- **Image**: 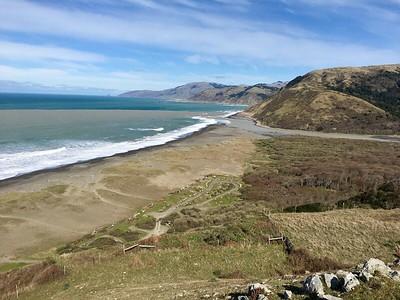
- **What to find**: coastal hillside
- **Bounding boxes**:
[249,64,400,133]
[120,81,284,105]
[6,135,400,299]
[189,83,282,105]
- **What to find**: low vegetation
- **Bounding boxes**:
[4,136,400,299]
[242,137,400,210]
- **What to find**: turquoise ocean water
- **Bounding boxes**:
[0,93,245,181]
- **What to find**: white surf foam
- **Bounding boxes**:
[127,127,164,132]
[0,116,226,181]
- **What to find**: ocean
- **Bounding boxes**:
[0,93,245,181]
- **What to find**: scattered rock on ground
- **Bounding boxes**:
[323,273,340,290]
[303,274,324,296]
[359,271,373,282]
[319,295,343,300]
[360,258,391,277]
[341,272,360,292]
[282,290,292,299]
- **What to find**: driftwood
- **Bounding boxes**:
[123,244,156,253]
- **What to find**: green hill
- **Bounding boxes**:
[249,64,400,134]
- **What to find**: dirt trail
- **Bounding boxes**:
[141,176,239,241]
[231,114,400,143]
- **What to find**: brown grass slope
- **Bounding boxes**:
[249,64,400,134]
[190,83,279,105]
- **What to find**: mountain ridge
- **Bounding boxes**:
[120,81,286,105]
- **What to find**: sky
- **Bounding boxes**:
[0,0,399,94]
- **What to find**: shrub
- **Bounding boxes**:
[288,248,347,274]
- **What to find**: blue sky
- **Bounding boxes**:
[0,0,399,94]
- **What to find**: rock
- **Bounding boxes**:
[283,290,292,299]
[247,283,269,300]
[237,296,249,300]
[394,258,400,266]
[361,258,391,277]
[389,270,400,281]
[342,272,360,292]
[319,295,343,300]
[303,275,324,296]
[323,273,340,290]
[359,271,373,282]
[248,283,270,294]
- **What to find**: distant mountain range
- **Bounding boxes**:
[248,64,400,134]
[120,81,287,105]
[0,80,119,96]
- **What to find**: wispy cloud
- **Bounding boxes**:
[1,0,398,68]
[185,54,220,65]
[0,41,105,63]
[0,0,399,92]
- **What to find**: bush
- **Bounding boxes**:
[288,248,347,274]
[134,214,156,230]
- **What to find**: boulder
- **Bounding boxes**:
[342,272,360,292]
[283,290,292,299]
[359,271,373,282]
[323,273,340,290]
[247,283,270,300]
[303,275,324,296]
[361,258,391,277]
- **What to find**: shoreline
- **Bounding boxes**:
[0,123,256,258]
[0,123,222,188]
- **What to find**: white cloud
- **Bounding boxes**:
[0,64,175,91]
[185,54,220,65]
[0,63,278,93]
[0,41,105,63]
[0,0,398,68]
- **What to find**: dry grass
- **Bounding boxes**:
[287,248,348,274]
[0,261,64,300]
[18,245,287,300]
[272,209,400,264]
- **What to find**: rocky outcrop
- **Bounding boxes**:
[341,272,360,292]
[299,258,399,299]
[226,283,271,300]
[356,258,400,282]
[303,274,324,296]
[323,273,340,290]
[226,257,399,300]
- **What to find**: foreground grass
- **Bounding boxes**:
[273,209,400,264]
[20,245,286,299]
[344,276,400,300]
[0,262,28,273]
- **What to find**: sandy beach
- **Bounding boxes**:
[1,115,398,261]
[0,123,258,260]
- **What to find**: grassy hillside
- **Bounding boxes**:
[189,83,280,105]
[3,137,400,299]
[120,82,281,105]
[249,64,400,133]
